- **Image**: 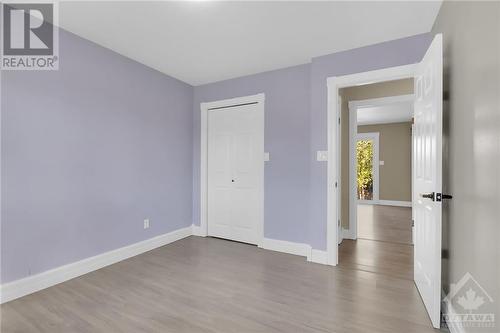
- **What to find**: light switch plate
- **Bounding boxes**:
[379,160,385,166]
[316,151,328,161]
[264,152,270,162]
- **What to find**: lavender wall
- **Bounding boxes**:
[1,30,194,283]
[192,34,432,250]
[192,64,311,244]
[2,31,432,284]
[308,33,432,250]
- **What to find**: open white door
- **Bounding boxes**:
[413,34,443,328]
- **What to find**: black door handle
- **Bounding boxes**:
[421,192,453,202]
[421,192,435,201]
[436,193,453,201]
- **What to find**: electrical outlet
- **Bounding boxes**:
[143,219,150,229]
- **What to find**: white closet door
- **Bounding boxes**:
[207,103,263,245]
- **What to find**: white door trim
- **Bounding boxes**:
[348,94,415,111]
[411,122,415,244]
[200,93,265,246]
[336,95,343,245]
[327,64,416,266]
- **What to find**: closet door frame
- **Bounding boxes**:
[199,93,265,247]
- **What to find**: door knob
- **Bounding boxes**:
[421,192,435,201]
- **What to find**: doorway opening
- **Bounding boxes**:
[347,93,415,244]
[337,80,415,280]
[335,85,415,292]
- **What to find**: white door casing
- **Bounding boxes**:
[337,96,343,245]
[413,34,443,329]
[411,123,415,245]
[203,95,264,245]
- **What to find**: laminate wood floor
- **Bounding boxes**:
[357,204,413,244]
[339,238,414,280]
[1,236,441,333]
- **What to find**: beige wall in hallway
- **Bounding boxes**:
[339,79,413,228]
[432,1,500,329]
[358,122,412,202]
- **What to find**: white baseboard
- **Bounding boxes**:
[0,226,192,304]
[191,224,206,236]
[1,227,330,304]
[308,249,328,265]
[261,238,312,260]
[377,200,412,207]
[342,227,356,240]
[338,227,353,244]
[358,199,374,205]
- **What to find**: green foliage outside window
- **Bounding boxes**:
[357,140,373,200]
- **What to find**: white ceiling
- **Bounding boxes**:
[357,101,413,126]
[58,1,442,86]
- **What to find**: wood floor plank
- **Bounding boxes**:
[1,236,441,333]
[357,204,413,244]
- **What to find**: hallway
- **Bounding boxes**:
[357,204,413,244]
